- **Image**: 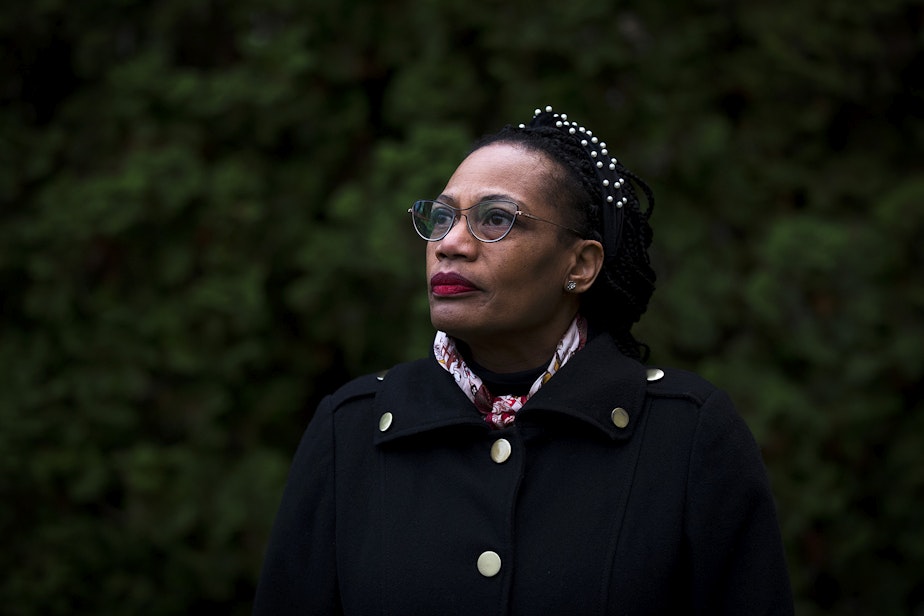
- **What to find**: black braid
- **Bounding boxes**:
[470,114,656,362]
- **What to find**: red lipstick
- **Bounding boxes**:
[430,272,478,296]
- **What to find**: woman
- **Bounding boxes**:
[254,106,793,615]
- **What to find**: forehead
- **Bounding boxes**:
[441,143,556,206]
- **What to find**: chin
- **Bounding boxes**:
[430,310,474,340]
[430,314,461,337]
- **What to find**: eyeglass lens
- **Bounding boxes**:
[411,200,518,241]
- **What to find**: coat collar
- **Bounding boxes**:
[373,334,650,445]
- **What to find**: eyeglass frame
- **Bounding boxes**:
[408,199,583,243]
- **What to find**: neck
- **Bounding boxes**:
[464,341,556,373]
[457,314,577,373]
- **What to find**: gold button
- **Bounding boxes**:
[490,438,512,464]
[610,407,629,428]
[378,412,393,432]
[477,551,502,577]
[646,368,664,382]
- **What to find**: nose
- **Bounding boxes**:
[435,212,477,259]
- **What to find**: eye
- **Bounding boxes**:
[477,203,517,229]
[429,205,456,230]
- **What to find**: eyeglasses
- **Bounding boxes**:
[408,199,582,243]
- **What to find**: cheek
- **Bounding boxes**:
[425,244,438,271]
[491,251,564,307]
[511,246,566,280]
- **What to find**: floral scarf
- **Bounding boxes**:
[433,315,588,429]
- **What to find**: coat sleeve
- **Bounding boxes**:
[684,388,794,616]
[252,395,342,615]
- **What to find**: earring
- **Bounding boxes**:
[565,280,577,292]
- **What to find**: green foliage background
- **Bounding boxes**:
[1,0,922,613]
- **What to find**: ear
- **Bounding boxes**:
[566,239,604,293]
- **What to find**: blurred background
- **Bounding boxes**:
[1,0,922,613]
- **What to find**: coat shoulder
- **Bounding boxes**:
[328,372,386,409]
[644,366,721,407]
[328,357,432,410]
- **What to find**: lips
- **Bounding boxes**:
[430,272,478,296]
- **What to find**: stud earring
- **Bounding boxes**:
[565,280,577,292]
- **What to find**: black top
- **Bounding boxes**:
[468,358,546,397]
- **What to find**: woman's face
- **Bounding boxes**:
[426,143,587,368]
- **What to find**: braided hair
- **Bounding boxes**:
[471,107,656,361]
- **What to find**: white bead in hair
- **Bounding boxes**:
[526,105,632,257]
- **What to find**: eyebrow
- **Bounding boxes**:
[437,193,523,207]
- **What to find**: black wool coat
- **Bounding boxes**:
[253,333,794,615]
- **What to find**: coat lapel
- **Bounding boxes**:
[373,333,650,445]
